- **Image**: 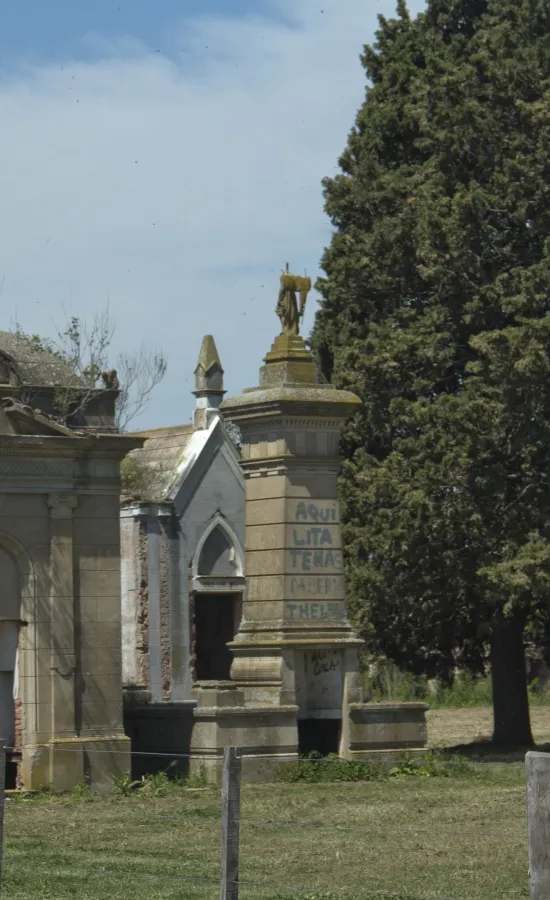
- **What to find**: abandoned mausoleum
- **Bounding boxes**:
[121,315,428,781]
[0,295,429,792]
[120,335,246,772]
[0,330,141,790]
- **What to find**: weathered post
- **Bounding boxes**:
[220,747,242,900]
[0,743,6,886]
[526,750,550,898]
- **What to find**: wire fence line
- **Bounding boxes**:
[3,742,523,766]
[0,743,538,900]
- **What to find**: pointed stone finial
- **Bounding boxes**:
[193,335,225,430]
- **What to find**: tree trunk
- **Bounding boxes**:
[490,613,534,747]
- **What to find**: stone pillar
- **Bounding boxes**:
[220,333,363,757]
[47,493,83,789]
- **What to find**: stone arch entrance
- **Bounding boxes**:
[190,517,244,683]
[0,532,34,787]
[0,548,19,749]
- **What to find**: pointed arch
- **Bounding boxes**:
[192,514,244,580]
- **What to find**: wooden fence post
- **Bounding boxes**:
[0,743,6,888]
[220,747,242,900]
[526,750,550,899]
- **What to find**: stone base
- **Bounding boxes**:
[346,703,429,758]
[260,334,318,385]
[189,686,299,784]
[21,735,131,792]
[124,702,195,779]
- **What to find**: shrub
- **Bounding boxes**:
[120,455,156,499]
[275,751,477,784]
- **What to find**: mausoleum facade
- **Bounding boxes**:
[0,331,140,790]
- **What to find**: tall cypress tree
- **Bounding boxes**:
[313,0,550,745]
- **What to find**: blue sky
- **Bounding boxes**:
[2,0,275,65]
[1,0,426,430]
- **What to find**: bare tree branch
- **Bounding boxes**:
[10,304,167,432]
[114,346,167,432]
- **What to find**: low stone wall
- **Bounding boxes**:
[124,695,429,782]
[347,702,429,759]
[123,701,195,779]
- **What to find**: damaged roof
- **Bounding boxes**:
[125,424,195,500]
[0,331,81,387]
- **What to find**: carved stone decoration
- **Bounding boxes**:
[47,494,78,519]
[101,369,120,390]
[0,459,72,478]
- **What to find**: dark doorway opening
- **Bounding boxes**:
[298,719,341,757]
[5,755,17,790]
[193,593,240,681]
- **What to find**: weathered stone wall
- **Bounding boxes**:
[120,512,151,691]
[138,520,149,685]
[159,518,171,700]
[73,488,124,740]
[0,437,139,791]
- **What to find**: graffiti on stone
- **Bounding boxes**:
[285,600,345,621]
[288,548,343,571]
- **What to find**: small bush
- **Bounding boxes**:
[388,751,477,779]
[70,782,94,803]
[276,752,384,784]
[120,455,156,499]
[275,751,477,784]
[110,772,141,796]
[139,762,179,796]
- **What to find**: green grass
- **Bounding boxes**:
[363,662,550,708]
[1,757,529,900]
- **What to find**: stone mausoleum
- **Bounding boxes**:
[0,331,141,790]
[120,336,246,773]
[121,273,428,781]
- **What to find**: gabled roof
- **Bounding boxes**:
[126,424,194,501]
[122,335,242,507]
[0,331,82,386]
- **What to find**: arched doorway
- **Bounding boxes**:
[0,547,21,787]
[191,519,244,683]
[0,532,34,790]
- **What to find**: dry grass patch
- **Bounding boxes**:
[428,704,550,749]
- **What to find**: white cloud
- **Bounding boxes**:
[0,0,426,428]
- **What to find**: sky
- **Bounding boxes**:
[1,0,427,430]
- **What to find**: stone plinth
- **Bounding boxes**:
[189,683,298,783]
[347,703,429,761]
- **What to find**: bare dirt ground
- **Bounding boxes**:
[428,704,550,748]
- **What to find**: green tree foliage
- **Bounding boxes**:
[312,0,550,745]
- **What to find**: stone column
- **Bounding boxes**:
[47,493,82,788]
[221,333,363,757]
